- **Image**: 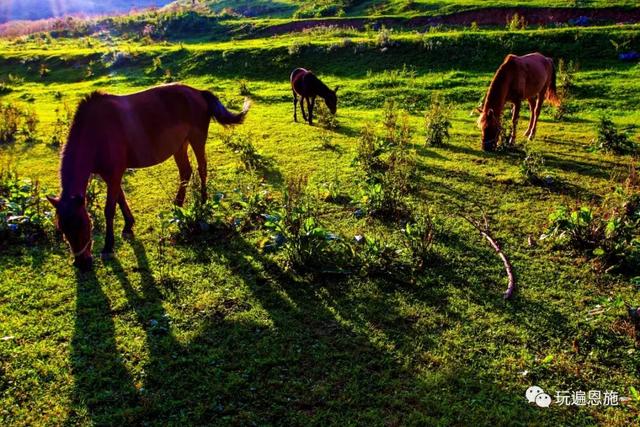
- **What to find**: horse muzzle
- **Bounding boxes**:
[482,139,497,151]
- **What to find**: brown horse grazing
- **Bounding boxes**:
[290,68,338,125]
[478,52,559,151]
[46,83,250,269]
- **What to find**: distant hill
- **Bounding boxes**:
[0,0,173,23]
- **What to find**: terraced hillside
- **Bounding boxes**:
[1,4,639,426]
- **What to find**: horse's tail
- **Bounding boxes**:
[202,91,250,125]
[546,59,560,107]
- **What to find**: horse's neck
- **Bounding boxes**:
[313,77,331,98]
[484,67,511,116]
[60,139,92,198]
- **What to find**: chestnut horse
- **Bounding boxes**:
[290,68,338,125]
[478,53,559,151]
[47,83,250,269]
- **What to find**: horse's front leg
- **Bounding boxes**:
[292,91,298,122]
[510,100,521,145]
[101,180,121,259]
[307,97,315,125]
[524,98,536,138]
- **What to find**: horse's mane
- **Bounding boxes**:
[60,90,108,162]
[478,55,514,127]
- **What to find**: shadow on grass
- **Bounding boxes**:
[68,233,573,425]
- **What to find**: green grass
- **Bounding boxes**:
[1,20,640,426]
[178,0,640,18]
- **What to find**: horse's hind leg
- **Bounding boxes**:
[524,98,536,138]
[118,187,134,238]
[101,174,125,259]
[300,97,308,122]
[173,143,192,207]
[190,138,208,202]
[510,100,521,145]
[530,90,546,140]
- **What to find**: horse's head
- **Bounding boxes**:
[477,108,500,151]
[324,86,339,114]
[47,194,93,270]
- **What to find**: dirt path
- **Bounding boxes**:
[260,7,640,36]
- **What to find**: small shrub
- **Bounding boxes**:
[506,13,526,31]
[316,102,338,131]
[0,170,53,245]
[591,116,637,154]
[354,234,405,278]
[21,106,39,143]
[520,148,546,184]
[221,131,268,171]
[39,63,50,78]
[262,175,350,273]
[376,27,393,48]
[288,40,306,56]
[229,170,274,232]
[402,209,436,272]
[162,177,224,239]
[424,94,452,147]
[553,59,578,120]
[50,101,73,147]
[353,124,385,178]
[542,192,640,272]
[316,131,339,151]
[238,79,251,96]
[0,104,22,144]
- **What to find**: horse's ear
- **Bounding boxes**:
[46,195,59,207]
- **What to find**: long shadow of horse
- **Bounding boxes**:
[69,233,572,425]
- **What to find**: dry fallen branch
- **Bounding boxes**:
[458,211,516,300]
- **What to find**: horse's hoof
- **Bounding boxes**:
[122,230,134,239]
[100,252,114,261]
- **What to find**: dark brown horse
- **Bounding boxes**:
[47,83,249,269]
[478,52,559,150]
[290,68,338,125]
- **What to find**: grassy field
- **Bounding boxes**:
[1,12,640,427]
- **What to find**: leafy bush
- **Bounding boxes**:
[50,101,74,148]
[0,104,22,144]
[262,175,350,273]
[542,192,640,272]
[238,79,251,96]
[553,59,578,120]
[520,149,546,184]
[401,210,436,272]
[229,171,274,232]
[591,116,637,154]
[316,102,338,131]
[0,170,53,245]
[424,94,452,147]
[354,103,416,220]
[221,131,268,171]
[354,234,405,278]
[353,124,386,177]
[0,103,39,144]
[162,180,224,239]
[506,13,526,31]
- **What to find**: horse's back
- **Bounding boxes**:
[77,84,209,169]
[290,68,309,83]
